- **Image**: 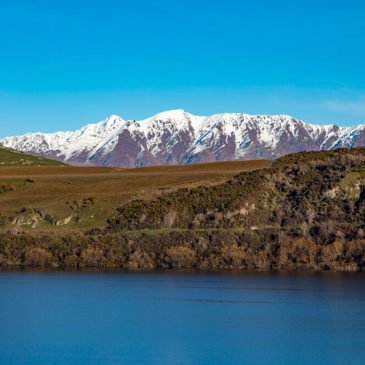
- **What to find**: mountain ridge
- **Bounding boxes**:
[1,109,365,167]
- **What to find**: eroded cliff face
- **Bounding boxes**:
[1,110,364,167]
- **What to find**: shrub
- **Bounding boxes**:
[80,248,105,267]
[24,248,52,267]
[163,246,197,269]
[64,254,79,268]
[0,253,6,266]
[127,250,155,269]
[0,184,16,193]
[221,244,246,268]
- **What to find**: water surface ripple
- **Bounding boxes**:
[0,271,364,364]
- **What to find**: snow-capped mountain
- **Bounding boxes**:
[1,110,365,167]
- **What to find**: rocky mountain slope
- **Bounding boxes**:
[1,110,365,167]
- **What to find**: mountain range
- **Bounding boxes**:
[1,109,364,167]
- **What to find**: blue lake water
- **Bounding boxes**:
[0,271,364,364]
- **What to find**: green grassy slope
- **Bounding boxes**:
[0,146,66,167]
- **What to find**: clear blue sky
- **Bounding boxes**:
[1,0,365,137]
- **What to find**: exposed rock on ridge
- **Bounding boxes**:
[1,110,364,167]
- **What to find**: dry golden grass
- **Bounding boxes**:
[0,159,272,232]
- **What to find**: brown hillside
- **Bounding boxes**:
[0,159,271,233]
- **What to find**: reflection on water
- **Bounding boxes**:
[0,271,364,364]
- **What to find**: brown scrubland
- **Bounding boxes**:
[0,147,364,271]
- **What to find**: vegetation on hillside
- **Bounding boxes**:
[0,159,270,232]
[0,148,364,271]
[0,146,66,167]
[109,148,365,236]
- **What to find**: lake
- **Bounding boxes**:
[0,271,364,364]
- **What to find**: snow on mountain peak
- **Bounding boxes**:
[0,110,364,167]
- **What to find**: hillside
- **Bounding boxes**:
[110,148,365,232]
[1,110,364,167]
[0,158,270,232]
[0,148,364,271]
[0,146,66,167]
